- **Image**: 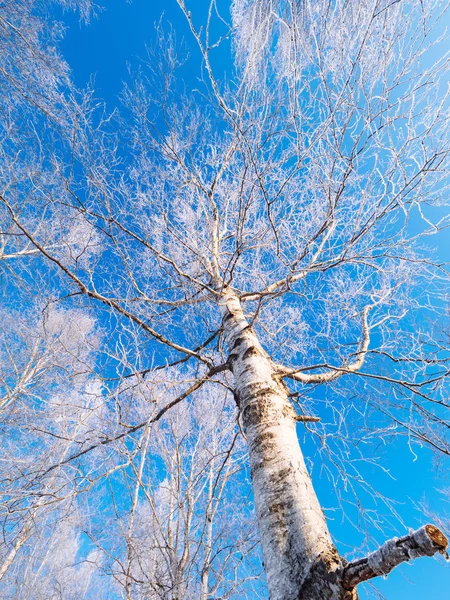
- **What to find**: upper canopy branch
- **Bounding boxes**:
[241,219,337,302]
[1,195,210,365]
[275,305,372,384]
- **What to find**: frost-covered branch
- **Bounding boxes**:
[41,362,229,477]
[1,195,210,365]
[343,525,448,589]
[277,305,372,384]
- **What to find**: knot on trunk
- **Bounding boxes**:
[297,547,353,600]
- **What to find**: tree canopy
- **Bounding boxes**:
[1,1,449,598]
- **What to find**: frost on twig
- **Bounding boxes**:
[343,525,448,589]
[277,305,372,384]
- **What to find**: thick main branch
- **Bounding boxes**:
[343,524,448,589]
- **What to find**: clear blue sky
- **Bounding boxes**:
[56,1,450,598]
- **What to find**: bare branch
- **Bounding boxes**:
[343,525,448,589]
[40,363,229,478]
[277,305,372,384]
[0,195,210,365]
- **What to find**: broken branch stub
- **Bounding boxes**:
[343,524,448,589]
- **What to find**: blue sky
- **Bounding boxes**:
[58,0,209,101]
[55,1,450,598]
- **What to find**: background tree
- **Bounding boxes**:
[95,392,261,600]
[0,366,260,599]
[1,0,450,599]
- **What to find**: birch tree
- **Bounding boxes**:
[0,377,259,599]
[93,392,261,600]
[1,0,450,599]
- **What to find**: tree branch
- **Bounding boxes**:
[39,363,229,478]
[276,305,372,384]
[343,524,448,589]
[1,196,210,365]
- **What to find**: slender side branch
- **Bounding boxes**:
[294,415,320,423]
[40,363,229,478]
[277,305,372,384]
[1,196,208,364]
[343,525,448,589]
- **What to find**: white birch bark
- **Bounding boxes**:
[200,461,214,600]
[218,286,449,600]
[0,535,29,581]
[220,286,343,600]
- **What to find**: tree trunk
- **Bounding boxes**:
[200,462,214,600]
[220,287,350,600]
[0,535,28,582]
[219,286,448,600]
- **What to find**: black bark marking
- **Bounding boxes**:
[243,345,260,359]
[241,396,276,427]
[229,337,246,352]
[268,467,291,485]
[249,431,277,456]
[241,324,253,334]
[299,548,356,600]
